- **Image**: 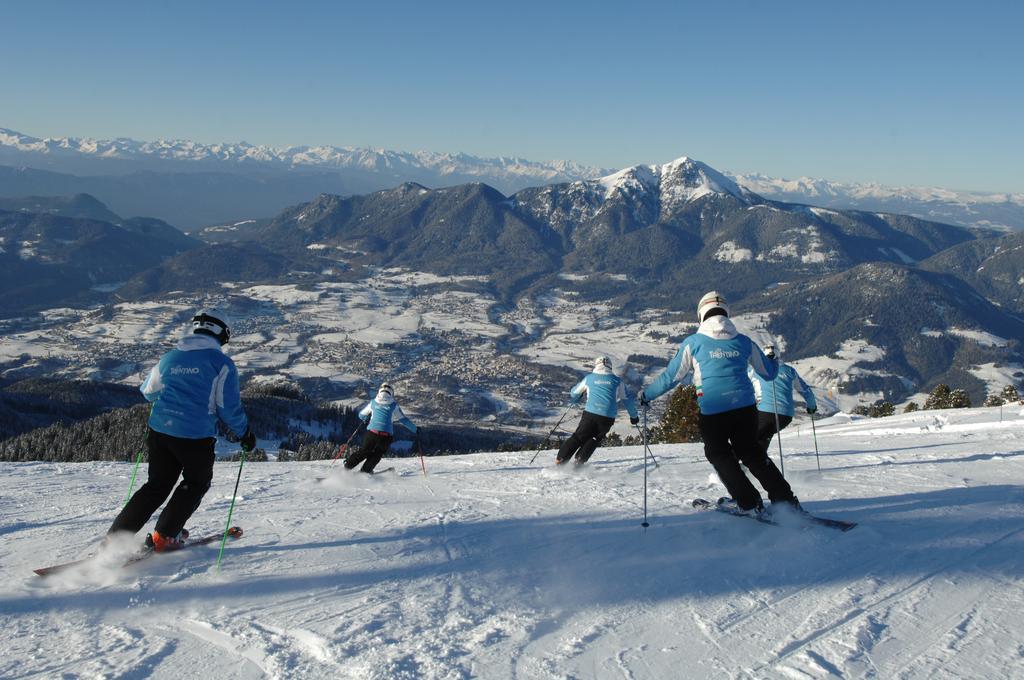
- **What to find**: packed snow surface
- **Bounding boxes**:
[3,406,1024,678]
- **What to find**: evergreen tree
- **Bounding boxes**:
[903,402,920,413]
[923,384,952,410]
[1001,385,1021,403]
[949,389,972,408]
[657,385,701,443]
[869,401,895,417]
[984,394,1005,407]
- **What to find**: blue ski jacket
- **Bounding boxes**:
[140,334,248,439]
[642,316,778,416]
[570,367,639,420]
[749,363,817,417]
[360,394,416,436]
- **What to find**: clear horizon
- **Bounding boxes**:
[2,0,1021,193]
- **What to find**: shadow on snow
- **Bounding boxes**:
[6,483,1024,616]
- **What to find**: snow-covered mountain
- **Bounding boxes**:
[729,171,1024,232]
[0,127,606,187]
[4,126,1022,232]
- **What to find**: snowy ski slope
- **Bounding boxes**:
[2,406,1023,679]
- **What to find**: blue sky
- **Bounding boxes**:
[2,1,1021,192]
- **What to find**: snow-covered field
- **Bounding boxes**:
[3,406,1024,679]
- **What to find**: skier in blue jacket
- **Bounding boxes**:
[641,292,801,514]
[556,356,639,466]
[346,382,417,473]
[748,352,818,458]
[108,309,255,551]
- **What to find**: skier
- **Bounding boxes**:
[346,382,417,473]
[640,291,801,515]
[748,348,817,458]
[108,309,254,551]
[555,356,639,466]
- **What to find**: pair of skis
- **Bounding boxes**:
[315,466,396,483]
[33,526,244,577]
[692,497,857,532]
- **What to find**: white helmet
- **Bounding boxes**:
[697,291,729,323]
[192,309,231,345]
[594,356,613,372]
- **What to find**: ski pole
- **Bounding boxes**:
[417,431,427,476]
[770,379,785,476]
[123,449,144,509]
[216,448,246,572]
[330,421,364,466]
[633,425,659,467]
[529,403,576,464]
[124,406,154,507]
[810,411,821,472]
[641,403,650,529]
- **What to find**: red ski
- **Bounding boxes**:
[33,526,243,577]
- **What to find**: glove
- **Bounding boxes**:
[630,416,639,425]
[639,393,650,408]
[764,345,777,360]
[239,428,257,452]
[806,407,817,415]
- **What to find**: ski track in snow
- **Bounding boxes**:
[2,407,1024,678]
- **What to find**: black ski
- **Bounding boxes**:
[316,466,395,482]
[692,498,779,526]
[34,526,244,577]
[692,498,856,532]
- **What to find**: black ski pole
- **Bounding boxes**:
[810,411,821,472]
[633,423,659,468]
[641,403,650,528]
[529,403,575,465]
[771,379,785,476]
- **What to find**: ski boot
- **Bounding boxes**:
[723,497,768,520]
[146,528,190,552]
[770,496,809,519]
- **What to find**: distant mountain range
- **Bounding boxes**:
[728,172,1024,232]
[1,127,1021,231]
[1,146,1021,408]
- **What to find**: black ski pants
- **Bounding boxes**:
[108,428,215,537]
[699,405,795,510]
[755,410,792,458]
[346,430,392,473]
[557,411,615,464]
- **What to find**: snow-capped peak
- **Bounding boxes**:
[595,156,754,204]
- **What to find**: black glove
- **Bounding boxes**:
[240,428,256,452]
[640,393,651,408]
[630,416,639,425]
[806,407,817,415]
